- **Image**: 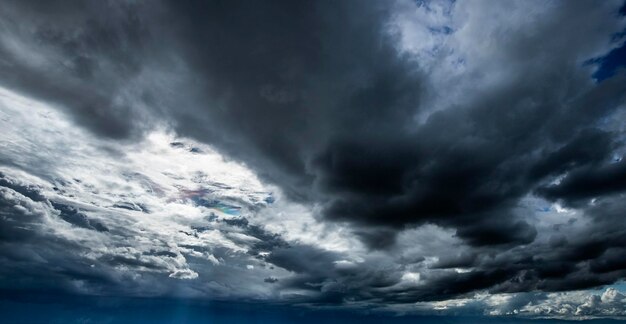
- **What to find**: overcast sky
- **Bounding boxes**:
[1,0,626,322]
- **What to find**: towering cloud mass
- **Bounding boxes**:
[0,0,626,320]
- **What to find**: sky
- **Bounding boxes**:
[1,0,626,322]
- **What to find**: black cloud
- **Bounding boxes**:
[1,0,626,313]
[2,0,625,250]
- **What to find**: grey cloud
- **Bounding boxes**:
[521,288,626,318]
[537,160,626,206]
[0,181,118,294]
[0,169,283,299]
[1,0,626,317]
[2,0,625,252]
[0,1,163,139]
[51,202,109,232]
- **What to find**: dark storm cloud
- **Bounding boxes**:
[2,0,626,309]
[3,0,625,250]
[537,160,626,206]
[162,0,424,203]
[149,0,626,253]
[0,1,158,139]
[426,195,626,297]
[265,244,405,305]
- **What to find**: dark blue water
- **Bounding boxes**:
[0,293,621,324]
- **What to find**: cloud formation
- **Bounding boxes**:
[0,0,626,320]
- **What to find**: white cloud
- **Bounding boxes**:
[0,85,376,302]
[0,87,297,297]
[520,288,626,318]
[169,269,199,280]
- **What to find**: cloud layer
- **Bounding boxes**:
[1,0,626,319]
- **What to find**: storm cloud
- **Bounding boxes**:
[1,0,626,321]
